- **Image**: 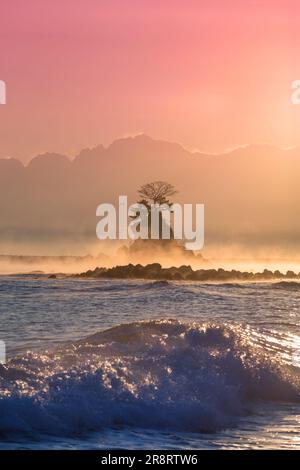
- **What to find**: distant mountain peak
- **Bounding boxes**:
[74,144,105,164]
[27,152,71,169]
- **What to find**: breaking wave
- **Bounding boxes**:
[272,281,300,290]
[0,319,299,439]
[144,280,171,289]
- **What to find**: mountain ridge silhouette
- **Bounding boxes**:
[0,134,299,254]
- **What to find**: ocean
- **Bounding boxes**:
[0,275,300,449]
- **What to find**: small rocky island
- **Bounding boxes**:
[78,182,300,283]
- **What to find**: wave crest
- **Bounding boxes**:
[0,319,299,437]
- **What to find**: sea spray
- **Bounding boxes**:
[0,319,299,439]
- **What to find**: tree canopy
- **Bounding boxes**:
[137,181,177,206]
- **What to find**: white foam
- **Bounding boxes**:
[0,319,299,438]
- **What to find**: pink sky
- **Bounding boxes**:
[1,0,300,161]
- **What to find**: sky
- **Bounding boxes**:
[1,0,300,161]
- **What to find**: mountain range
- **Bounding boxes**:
[0,134,299,257]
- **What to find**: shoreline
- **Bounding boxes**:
[2,262,300,283]
[75,263,300,282]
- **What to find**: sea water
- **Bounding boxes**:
[0,275,300,449]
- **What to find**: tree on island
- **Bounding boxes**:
[121,181,199,262]
[137,181,177,208]
[135,181,177,240]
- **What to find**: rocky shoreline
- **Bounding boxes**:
[76,263,300,282]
